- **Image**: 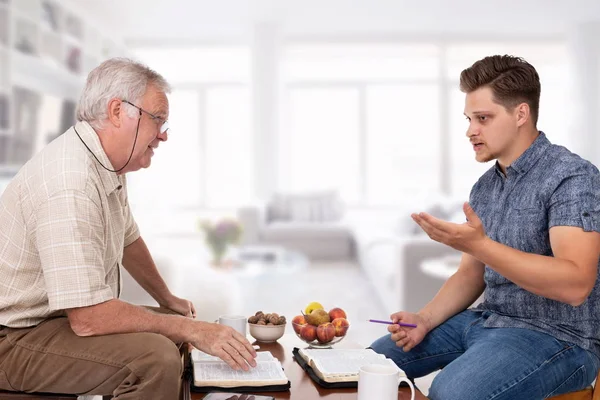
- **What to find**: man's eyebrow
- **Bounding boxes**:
[464,111,493,117]
[151,110,167,118]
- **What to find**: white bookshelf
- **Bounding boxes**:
[0,0,128,167]
[0,1,11,164]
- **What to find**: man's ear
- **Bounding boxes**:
[107,98,123,128]
[515,102,530,128]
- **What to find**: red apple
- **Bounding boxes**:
[329,307,347,321]
[292,315,307,334]
[332,318,349,337]
[300,324,317,342]
[316,322,335,344]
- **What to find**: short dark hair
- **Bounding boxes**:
[459,55,541,126]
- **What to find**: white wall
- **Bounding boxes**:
[77,0,600,41]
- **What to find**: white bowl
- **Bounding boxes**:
[248,323,286,343]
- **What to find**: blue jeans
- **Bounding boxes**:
[370,310,599,400]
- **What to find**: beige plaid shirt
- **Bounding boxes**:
[0,121,140,327]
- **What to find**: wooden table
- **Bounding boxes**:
[189,335,426,400]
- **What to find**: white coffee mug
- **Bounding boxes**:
[218,315,247,336]
[357,364,415,400]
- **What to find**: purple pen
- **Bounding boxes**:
[368,319,417,328]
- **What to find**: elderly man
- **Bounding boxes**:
[0,58,256,399]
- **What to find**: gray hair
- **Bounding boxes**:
[76,58,171,130]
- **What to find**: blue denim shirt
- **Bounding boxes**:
[470,132,600,358]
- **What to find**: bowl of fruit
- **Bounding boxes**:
[247,311,287,343]
[292,302,350,348]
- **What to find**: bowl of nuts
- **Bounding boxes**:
[247,311,286,343]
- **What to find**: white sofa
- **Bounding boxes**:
[347,203,463,316]
[237,195,354,260]
[237,194,465,314]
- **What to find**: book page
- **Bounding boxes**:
[192,349,274,363]
[299,348,400,377]
[193,359,287,387]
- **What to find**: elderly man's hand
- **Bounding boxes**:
[411,202,487,254]
[192,322,257,371]
[162,295,196,318]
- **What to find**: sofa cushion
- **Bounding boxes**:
[268,190,344,223]
[262,222,352,240]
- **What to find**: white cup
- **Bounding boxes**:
[357,364,415,400]
[218,315,247,336]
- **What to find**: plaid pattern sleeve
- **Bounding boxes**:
[33,189,114,311]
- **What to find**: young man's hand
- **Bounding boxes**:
[411,202,487,254]
[388,311,432,352]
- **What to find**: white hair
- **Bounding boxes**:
[76,58,171,130]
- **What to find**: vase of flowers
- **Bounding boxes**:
[199,218,243,266]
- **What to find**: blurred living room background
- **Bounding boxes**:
[1,0,600,393]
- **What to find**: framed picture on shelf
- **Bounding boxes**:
[58,100,76,137]
[14,19,38,55]
[11,87,41,164]
[65,45,81,74]
[0,9,8,46]
[0,135,10,165]
[0,93,9,130]
[41,1,62,33]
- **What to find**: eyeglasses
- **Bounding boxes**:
[122,100,170,134]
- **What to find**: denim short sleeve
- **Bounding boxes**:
[548,173,600,233]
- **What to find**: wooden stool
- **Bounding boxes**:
[0,391,77,399]
[547,370,599,400]
[0,392,112,399]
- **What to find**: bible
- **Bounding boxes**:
[295,347,404,383]
[191,349,290,391]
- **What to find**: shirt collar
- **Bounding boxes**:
[74,121,123,196]
[494,131,551,176]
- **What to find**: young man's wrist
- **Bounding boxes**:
[417,310,434,333]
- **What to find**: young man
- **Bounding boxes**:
[371,55,600,400]
[0,58,256,399]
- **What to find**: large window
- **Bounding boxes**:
[286,87,361,202]
[282,43,441,206]
[131,40,569,210]
[205,86,252,207]
[366,84,440,205]
[132,46,252,209]
[282,41,568,205]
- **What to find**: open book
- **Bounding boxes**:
[297,348,404,383]
[192,349,289,388]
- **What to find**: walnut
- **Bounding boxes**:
[268,315,279,325]
[265,313,272,321]
[248,316,259,324]
[257,320,266,325]
[267,322,274,325]
[277,316,286,325]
